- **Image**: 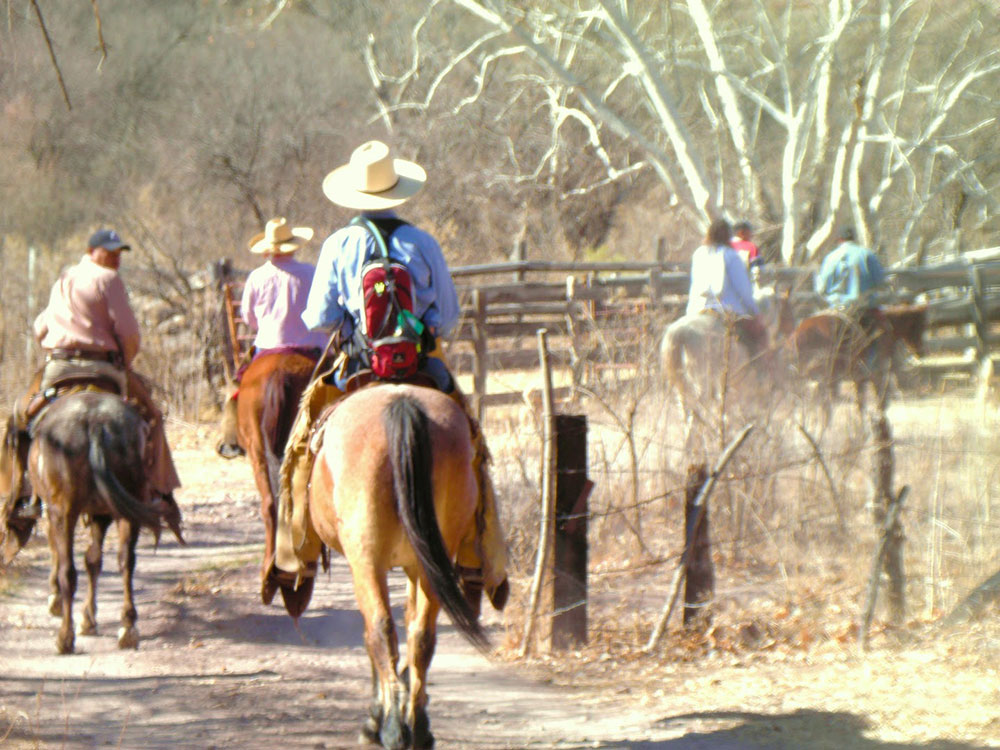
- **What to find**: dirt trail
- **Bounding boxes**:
[0,433,705,750]
[3,427,998,750]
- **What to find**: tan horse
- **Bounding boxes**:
[2,391,180,654]
[308,384,488,750]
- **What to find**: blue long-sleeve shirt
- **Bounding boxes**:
[302,211,460,339]
[816,241,886,307]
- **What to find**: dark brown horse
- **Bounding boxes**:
[229,351,317,608]
[1,391,178,654]
[308,384,488,750]
[791,303,927,413]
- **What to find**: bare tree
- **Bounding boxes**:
[361,0,1000,265]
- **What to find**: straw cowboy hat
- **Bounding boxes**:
[248,217,314,254]
[322,140,426,211]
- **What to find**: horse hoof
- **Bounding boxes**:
[359,717,380,746]
[261,573,279,606]
[488,577,510,612]
[278,575,315,619]
[117,625,139,650]
[57,633,75,655]
[78,619,98,636]
[215,442,245,460]
[413,709,434,749]
[48,594,61,618]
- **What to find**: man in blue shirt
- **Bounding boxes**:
[271,141,508,614]
[816,226,886,308]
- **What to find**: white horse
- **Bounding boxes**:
[660,285,794,429]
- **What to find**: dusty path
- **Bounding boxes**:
[0,431,712,750]
[3,426,998,749]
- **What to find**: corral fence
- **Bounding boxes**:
[210,249,1000,419]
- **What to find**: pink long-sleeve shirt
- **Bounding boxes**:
[241,255,328,351]
[33,254,141,366]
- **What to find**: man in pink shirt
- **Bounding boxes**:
[8,229,181,525]
[216,218,326,456]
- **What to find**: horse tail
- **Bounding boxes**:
[89,421,160,529]
[661,322,685,392]
[261,370,310,458]
[260,369,311,501]
[384,395,489,652]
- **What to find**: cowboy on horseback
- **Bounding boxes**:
[816,226,889,362]
[816,226,887,314]
[3,228,182,544]
[271,140,508,614]
[216,217,328,458]
[686,218,769,357]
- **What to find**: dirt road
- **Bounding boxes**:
[3,428,998,749]
[0,433,713,750]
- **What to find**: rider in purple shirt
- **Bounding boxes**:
[685,218,767,354]
[217,218,323,457]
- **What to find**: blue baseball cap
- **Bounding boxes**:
[87,228,131,252]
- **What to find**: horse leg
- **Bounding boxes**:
[79,514,112,636]
[405,575,440,750]
[354,566,409,750]
[248,445,277,582]
[116,519,141,649]
[46,503,78,655]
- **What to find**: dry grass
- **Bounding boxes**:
[477,359,1000,744]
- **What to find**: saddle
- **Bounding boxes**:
[20,371,126,439]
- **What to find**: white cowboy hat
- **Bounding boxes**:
[248,217,314,254]
[321,140,426,211]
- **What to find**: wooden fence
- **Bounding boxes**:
[214,253,1000,418]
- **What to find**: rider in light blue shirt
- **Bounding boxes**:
[303,212,459,341]
[815,226,886,308]
[302,148,460,391]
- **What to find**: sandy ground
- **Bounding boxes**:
[1,421,999,749]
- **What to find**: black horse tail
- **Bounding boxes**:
[89,422,160,529]
[260,369,311,501]
[384,395,489,652]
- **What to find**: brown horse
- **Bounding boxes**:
[2,391,176,654]
[791,303,927,413]
[228,350,318,608]
[308,384,488,750]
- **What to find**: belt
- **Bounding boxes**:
[47,348,121,364]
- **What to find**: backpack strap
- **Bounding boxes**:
[349,215,409,261]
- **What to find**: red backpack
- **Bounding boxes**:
[353,217,426,380]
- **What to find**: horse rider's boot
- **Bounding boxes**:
[215,388,245,459]
[266,376,342,611]
[446,389,510,615]
[8,393,41,522]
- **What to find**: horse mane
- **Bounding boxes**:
[383,395,489,652]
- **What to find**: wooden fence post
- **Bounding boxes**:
[683,463,714,629]
[644,423,754,653]
[521,328,556,656]
[512,238,527,283]
[656,236,667,264]
[970,265,988,362]
[552,414,591,649]
[471,288,488,423]
[871,411,906,626]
